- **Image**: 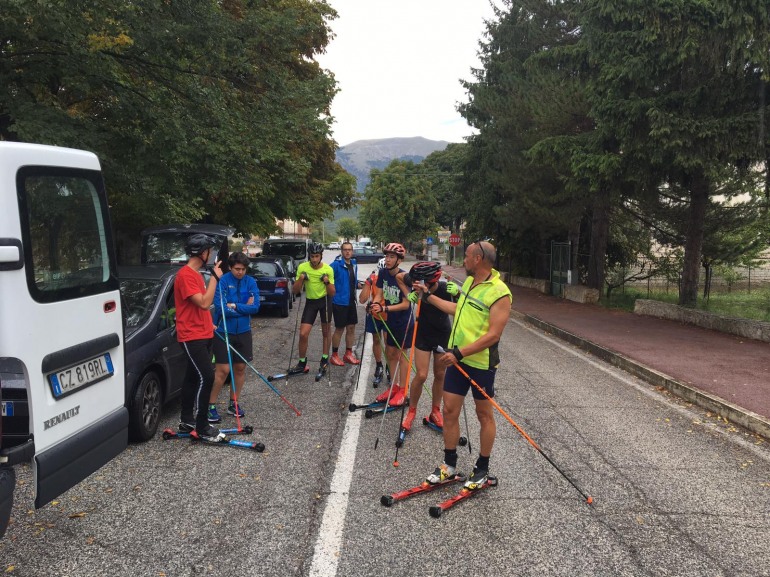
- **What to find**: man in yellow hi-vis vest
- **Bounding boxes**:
[414,241,512,491]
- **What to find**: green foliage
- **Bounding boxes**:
[335,217,359,241]
[0,0,356,253]
[359,160,439,248]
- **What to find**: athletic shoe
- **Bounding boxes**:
[288,361,308,375]
[227,402,245,418]
[428,405,444,429]
[207,404,222,423]
[343,350,361,365]
[401,407,417,431]
[426,462,457,485]
[320,356,329,368]
[329,352,345,366]
[178,421,195,433]
[196,424,225,442]
[375,383,400,403]
[464,467,489,491]
[372,364,384,385]
[388,386,405,407]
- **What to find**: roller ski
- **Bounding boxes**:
[428,473,498,518]
[363,404,402,419]
[162,425,253,440]
[190,429,265,452]
[315,357,329,382]
[380,473,466,507]
[348,400,386,413]
[269,361,310,381]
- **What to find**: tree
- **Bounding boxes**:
[359,160,439,250]
[580,0,770,305]
[335,217,359,241]
[0,0,356,259]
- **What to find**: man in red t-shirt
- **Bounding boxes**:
[174,234,224,441]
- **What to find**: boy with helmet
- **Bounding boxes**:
[329,242,362,367]
[367,242,411,407]
[175,234,225,441]
[395,261,453,431]
[289,242,336,377]
[358,257,390,385]
[208,252,260,423]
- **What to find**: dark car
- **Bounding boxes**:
[140,223,234,268]
[351,246,385,264]
[120,264,210,441]
[248,257,293,317]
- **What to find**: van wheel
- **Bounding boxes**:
[129,370,162,442]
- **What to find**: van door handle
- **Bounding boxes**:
[0,238,23,271]
[104,300,117,313]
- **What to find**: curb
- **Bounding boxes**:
[512,310,770,441]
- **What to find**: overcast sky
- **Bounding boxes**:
[317,1,499,147]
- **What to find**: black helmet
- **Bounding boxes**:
[185,234,218,257]
[309,242,324,255]
[409,261,442,284]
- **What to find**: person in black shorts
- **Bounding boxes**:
[329,242,363,366]
[359,259,389,385]
[208,252,260,422]
[395,261,453,431]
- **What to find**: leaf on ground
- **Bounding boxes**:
[68,512,86,519]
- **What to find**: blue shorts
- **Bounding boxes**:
[443,363,496,400]
[365,314,387,335]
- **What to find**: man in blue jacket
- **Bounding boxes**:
[208,252,260,422]
[329,242,363,366]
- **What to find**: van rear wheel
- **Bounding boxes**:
[129,370,162,442]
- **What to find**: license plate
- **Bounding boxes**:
[48,353,114,399]
[1,401,12,417]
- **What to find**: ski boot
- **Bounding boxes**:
[315,357,329,382]
[375,383,400,403]
[288,360,309,375]
[343,349,361,365]
[401,406,417,431]
[330,352,345,366]
[428,405,443,429]
[426,462,457,485]
[372,364,385,386]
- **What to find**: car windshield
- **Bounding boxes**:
[250,262,280,277]
[121,278,162,328]
[143,232,226,264]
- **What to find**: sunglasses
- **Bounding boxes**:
[474,238,492,261]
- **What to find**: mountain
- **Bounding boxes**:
[336,136,450,193]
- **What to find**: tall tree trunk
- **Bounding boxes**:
[587,185,610,290]
[679,172,709,307]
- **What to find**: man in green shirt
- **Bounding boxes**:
[415,241,512,491]
[288,243,336,376]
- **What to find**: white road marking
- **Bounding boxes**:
[308,339,372,577]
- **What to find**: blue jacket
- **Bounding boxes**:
[330,255,358,306]
[212,272,260,335]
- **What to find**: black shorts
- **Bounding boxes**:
[385,322,414,348]
[213,331,253,364]
[443,363,496,400]
[333,303,358,328]
[301,297,331,325]
[365,315,387,335]
[415,328,450,352]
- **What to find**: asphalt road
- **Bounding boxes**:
[2,256,769,576]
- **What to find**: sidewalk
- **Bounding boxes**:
[442,264,770,440]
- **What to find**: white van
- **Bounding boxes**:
[0,143,128,537]
[262,237,312,264]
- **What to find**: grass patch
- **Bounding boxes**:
[600,287,770,322]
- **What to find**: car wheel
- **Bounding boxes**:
[280,298,290,318]
[129,370,163,442]
[0,466,15,539]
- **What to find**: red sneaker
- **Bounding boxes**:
[388,386,405,407]
[375,383,400,403]
[329,352,344,366]
[401,407,417,431]
[342,350,361,365]
[428,405,444,429]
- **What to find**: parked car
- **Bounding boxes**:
[261,238,311,265]
[120,264,211,441]
[351,246,385,264]
[327,242,341,250]
[140,223,234,268]
[248,257,293,317]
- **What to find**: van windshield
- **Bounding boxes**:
[263,241,307,260]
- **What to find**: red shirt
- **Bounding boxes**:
[174,265,213,342]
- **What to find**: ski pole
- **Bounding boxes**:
[215,332,302,416]
[218,280,242,431]
[353,312,368,391]
[373,306,415,451]
[393,299,420,466]
[436,346,593,505]
[282,290,303,382]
